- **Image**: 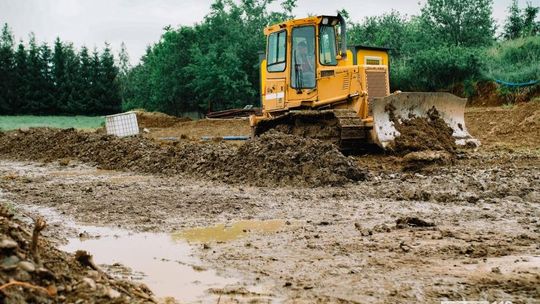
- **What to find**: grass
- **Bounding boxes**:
[0,116,105,131]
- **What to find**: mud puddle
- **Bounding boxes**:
[175,220,285,243]
[20,205,276,303]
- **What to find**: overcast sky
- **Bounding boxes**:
[0,0,537,65]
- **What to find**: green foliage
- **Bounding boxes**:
[392,46,485,92]
[0,26,121,115]
[121,0,295,115]
[485,36,540,83]
[348,11,411,57]
[420,0,495,47]
[0,115,104,131]
[503,0,540,39]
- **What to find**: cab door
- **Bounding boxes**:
[264,29,288,112]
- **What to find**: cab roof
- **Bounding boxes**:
[264,15,340,35]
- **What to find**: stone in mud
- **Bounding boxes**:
[18,260,36,272]
[1,255,20,269]
[105,286,122,299]
[0,238,18,249]
[396,217,435,228]
[81,277,97,290]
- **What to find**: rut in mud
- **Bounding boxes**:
[0,129,366,187]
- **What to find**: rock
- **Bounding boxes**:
[86,269,100,280]
[36,267,56,279]
[105,287,122,299]
[82,277,97,290]
[18,261,36,272]
[0,238,18,249]
[14,269,31,281]
[396,217,435,229]
[2,255,21,269]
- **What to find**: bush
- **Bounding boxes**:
[391,46,485,92]
[485,36,540,83]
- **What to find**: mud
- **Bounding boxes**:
[0,206,155,304]
[0,129,366,187]
[0,144,538,303]
[465,101,540,149]
[389,106,457,155]
[146,118,251,141]
[0,104,539,303]
[134,110,191,128]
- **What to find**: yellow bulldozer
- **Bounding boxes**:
[250,14,478,152]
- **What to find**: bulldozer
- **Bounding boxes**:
[249,14,478,152]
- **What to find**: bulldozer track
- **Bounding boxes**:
[253,109,374,153]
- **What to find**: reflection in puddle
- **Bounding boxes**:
[174,220,285,243]
[21,206,270,303]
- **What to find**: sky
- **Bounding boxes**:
[0,0,537,65]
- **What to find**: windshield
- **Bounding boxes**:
[319,25,337,65]
[291,26,316,89]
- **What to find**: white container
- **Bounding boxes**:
[105,112,139,137]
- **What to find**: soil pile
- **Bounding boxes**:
[465,101,540,148]
[221,131,367,186]
[0,204,154,303]
[0,129,366,187]
[388,106,457,155]
[147,119,251,141]
[134,110,191,128]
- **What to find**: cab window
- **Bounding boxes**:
[319,25,337,65]
[267,30,287,72]
[291,26,316,89]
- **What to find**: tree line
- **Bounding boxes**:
[0,0,538,116]
[0,26,122,115]
[346,0,539,93]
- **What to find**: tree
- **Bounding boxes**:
[504,0,525,39]
[420,0,495,47]
[117,42,131,77]
[69,46,91,113]
[522,2,539,37]
[0,23,15,114]
[348,11,410,57]
[13,42,29,114]
[52,37,68,112]
[98,44,121,114]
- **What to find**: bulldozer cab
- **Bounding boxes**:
[261,15,368,112]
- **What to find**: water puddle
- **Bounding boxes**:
[174,220,285,243]
[20,206,274,303]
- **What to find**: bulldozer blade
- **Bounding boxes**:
[370,92,480,149]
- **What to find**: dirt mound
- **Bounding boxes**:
[0,205,154,303]
[0,129,366,187]
[222,131,367,186]
[465,101,540,148]
[147,119,251,141]
[388,106,457,155]
[134,110,191,128]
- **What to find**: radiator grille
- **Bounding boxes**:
[366,70,389,115]
[366,70,388,99]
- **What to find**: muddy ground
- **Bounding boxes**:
[0,103,539,303]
